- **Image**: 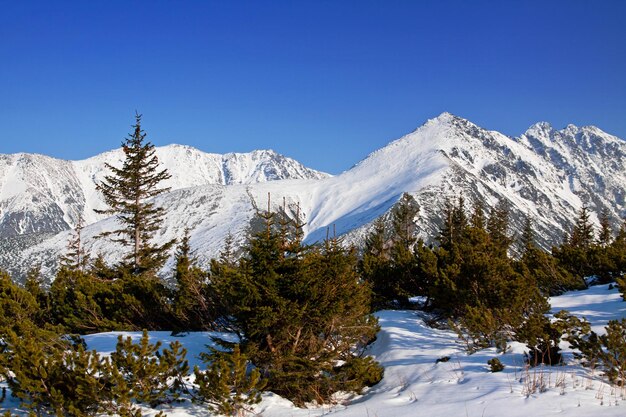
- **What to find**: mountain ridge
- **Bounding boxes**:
[2,113,625,281]
[0,145,330,237]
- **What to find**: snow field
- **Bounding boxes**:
[66,284,626,416]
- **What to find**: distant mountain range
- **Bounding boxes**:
[2,113,625,281]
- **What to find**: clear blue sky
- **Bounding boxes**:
[1,1,625,174]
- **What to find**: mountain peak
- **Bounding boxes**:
[161,143,201,152]
[429,111,464,125]
[522,121,623,148]
[407,112,476,140]
[435,111,455,119]
[525,121,554,135]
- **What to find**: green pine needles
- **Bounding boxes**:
[96,113,175,274]
[211,204,382,405]
[0,324,190,416]
[194,345,265,416]
[109,330,189,409]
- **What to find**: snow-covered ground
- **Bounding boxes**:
[2,284,625,416]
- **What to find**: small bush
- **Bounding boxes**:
[0,325,189,417]
[451,306,508,353]
[109,329,189,408]
[552,311,626,388]
[487,358,504,372]
[598,319,626,386]
[0,325,107,416]
[194,344,265,416]
[333,356,384,393]
[516,311,562,367]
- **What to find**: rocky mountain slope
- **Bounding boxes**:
[2,113,625,281]
[0,145,329,237]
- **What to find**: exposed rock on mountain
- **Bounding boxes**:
[2,113,625,281]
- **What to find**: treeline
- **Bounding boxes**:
[361,193,626,374]
[364,194,626,314]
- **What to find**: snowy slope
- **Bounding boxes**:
[0,145,329,236]
[338,114,626,250]
[2,285,622,416]
[0,153,84,236]
[37,284,620,417]
[3,113,626,280]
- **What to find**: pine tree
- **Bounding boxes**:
[438,198,456,250]
[172,229,214,331]
[438,196,468,250]
[59,215,89,272]
[413,240,438,308]
[95,113,175,274]
[360,218,391,309]
[24,267,50,327]
[570,206,594,249]
[613,219,626,283]
[89,254,118,281]
[219,231,237,267]
[554,206,598,284]
[431,197,470,313]
[517,215,580,297]
[597,319,626,385]
[0,271,41,335]
[516,308,563,366]
[212,208,380,405]
[487,200,513,256]
[359,217,397,310]
[452,195,468,233]
[389,193,420,305]
[470,200,486,230]
[194,345,265,416]
[361,194,421,308]
[0,324,107,417]
[597,208,613,247]
[520,215,535,256]
[49,268,126,333]
[391,193,419,250]
[109,330,189,407]
[589,209,617,283]
[363,218,387,261]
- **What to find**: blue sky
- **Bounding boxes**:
[1,1,624,174]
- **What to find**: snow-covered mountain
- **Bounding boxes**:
[0,145,329,236]
[3,113,626,280]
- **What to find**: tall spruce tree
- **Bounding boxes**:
[438,196,468,250]
[389,193,420,305]
[614,219,626,283]
[597,208,613,247]
[570,206,594,249]
[589,208,618,284]
[517,217,581,296]
[360,217,392,309]
[487,200,513,256]
[520,215,536,256]
[96,113,175,274]
[554,206,597,284]
[470,200,486,230]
